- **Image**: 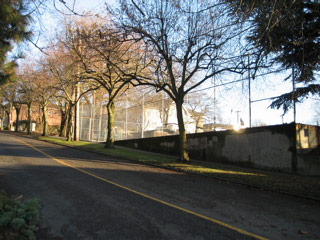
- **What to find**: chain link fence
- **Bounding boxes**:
[79,71,317,142]
[79,86,220,142]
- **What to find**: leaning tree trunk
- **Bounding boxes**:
[175,99,190,162]
[42,104,48,136]
[66,103,74,141]
[15,107,21,132]
[27,102,32,134]
[105,100,115,148]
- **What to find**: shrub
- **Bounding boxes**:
[0,191,40,240]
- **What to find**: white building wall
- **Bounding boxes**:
[166,104,197,133]
[143,108,162,131]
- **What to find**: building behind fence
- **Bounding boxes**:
[79,87,227,142]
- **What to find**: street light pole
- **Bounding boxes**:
[141,92,144,138]
[125,92,128,139]
[292,65,296,124]
[213,73,217,131]
[248,55,252,128]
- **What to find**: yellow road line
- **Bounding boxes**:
[12,137,268,240]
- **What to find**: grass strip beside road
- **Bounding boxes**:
[39,136,320,200]
[39,136,175,163]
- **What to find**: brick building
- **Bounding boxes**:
[3,104,61,131]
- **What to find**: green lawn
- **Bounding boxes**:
[39,136,320,200]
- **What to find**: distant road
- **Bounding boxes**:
[0,132,319,240]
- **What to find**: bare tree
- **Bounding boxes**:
[2,81,24,132]
[17,63,38,134]
[136,89,173,131]
[46,40,99,141]
[109,0,244,161]
[32,67,57,136]
[185,91,219,133]
[66,18,145,148]
[46,47,77,141]
[0,89,13,130]
[55,97,68,137]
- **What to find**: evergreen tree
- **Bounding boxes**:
[226,0,320,112]
[0,0,32,84]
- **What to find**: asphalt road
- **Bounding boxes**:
[0,132,319,240]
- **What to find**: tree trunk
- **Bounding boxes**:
[5,109,11,130]
[66,103,74,141]
[27,102,32,134]
[175,99,190,162]
[105,100,115,148]
[42,105,48,136]
[59,107,67,137]
[0,113,3,130]
[15,107,20,132]
[195,119,201,133]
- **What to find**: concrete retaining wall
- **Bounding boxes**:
[115,123,320,175]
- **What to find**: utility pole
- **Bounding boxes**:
[141,92,144,138]
[161,92,164,135]
[89,92,95,141]
[236,110,241,127]
[292,65,296,124]
[213,73,217,131]
[248,55,252,128]
[125,92,128,139]
[291,45,297,173]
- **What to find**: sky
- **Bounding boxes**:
[22,0,319,127]
[192,70,318,127]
